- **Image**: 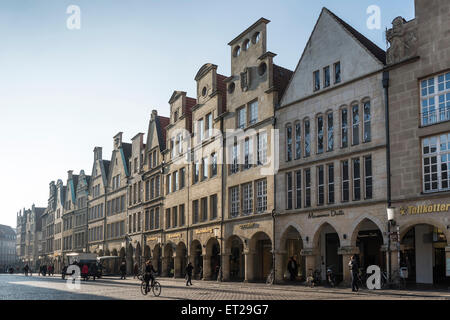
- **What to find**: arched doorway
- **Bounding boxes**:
[175,242,187,278]
[401,224,449,285]
[281,226,305,281]
[206,238,220,280]
[98,249,104,257]
[228,236,244,281]
[314,223,342,282]
[164,243,175,277]
[152,244,162,273]
[352,218,384,271]
[190,240,203,279]
[250,232,272,282]
[105,249,111,256]
[127,244,134,274]
[143,245,151,266]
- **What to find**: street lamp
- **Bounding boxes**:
[386,207,396,284]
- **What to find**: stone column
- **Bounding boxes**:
[161,257,169,277]
[301,248,318,277]
[275,250,286,283]
[338,246,360,285]
[203,256,211,280]
[221,253,231,281]
[174,255,182,278]
[243,250,253,283]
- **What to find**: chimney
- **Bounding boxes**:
[114,132,123,149]
[94,147,103,161]
[68,170,73,180]
[151,110,158,121]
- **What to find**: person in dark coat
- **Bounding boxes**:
[185,262,194,286]
[287,256,298,281]
[89,263,98,281]
[133,262,139,279]
[120,262,127,280]
[349,255,359,292]
[24,264,29,276]
[144,261,156,291]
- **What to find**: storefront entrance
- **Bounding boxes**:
[354,219,385,271]
[229,236,244,281]
[191,241,203,279]
[317,223,342,282]
[282,226,305,281]
[251,232,272,281]
[401,224,449,285]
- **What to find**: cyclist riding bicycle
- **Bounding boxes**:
[144,260,157,291]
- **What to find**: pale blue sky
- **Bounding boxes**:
[0,0,414,227]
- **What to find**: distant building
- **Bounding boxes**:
[0,224,17,270]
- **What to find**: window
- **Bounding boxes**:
[173,171,179,191]
[317,165,324,205]
[244,138,252,169]
[155,208,160,229]
[210,195,218,220]
[133,213,136,233]
[202,157,208,180]
[286,173,293,210]
[174,110,178,122]
[423,133,450,192]
[151,177,155,199]
[166,209,171,229]
[314,70,320,91]
[231,143,239,174]
[328,164,335,204]
[238,107,246,129]
[233,46,241,57]
[194,162,199,184]
[211,153,217,177]
[353,158,361,201]
[327,113,334,151]
[286,125,292,161]
[295,171,302,209]
[363,101,371,142]
[193,200,199,224]
[198,119,204,143]
[134,158,138,173]
[257,131,267,165]
[342,160,350,202]
[341,108,348,148]
[152,151,157,168]
[334,62,341,84]
[206,113,213,138]
[177,133,183,154]
[155,176,160,197]
[243,183,253,215]
[145,210,149,231]
[180,204,185,226]
[304,120,310,157]
[166,174,171,194]
[170,138,175,159]
[364,156,373,199]
[201,197,208,221]
[252,32,260,44]
[256,179,267,213]
[230,186,240,217]
[352,104,360,145]
[421,72,450,126]
[249,101,258,125]
[145,180,150,201]
[295,123,301,159]
[150,209,154,230]
[138,181,142,202]
[324,66,330,88]
[172,207,178,228]
[317,116,324,154]
[180,168,185,189]
[304,169,311,207]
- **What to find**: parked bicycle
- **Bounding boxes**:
[266,269,274,285]
[381,269,406,289]
[305,269,321,287]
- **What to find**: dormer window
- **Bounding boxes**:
[252,32,260,44]
[233,46,241,57]
[334,62,341,84]
[202,87,207,97]
[243,39,250,51]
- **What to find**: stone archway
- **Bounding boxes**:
[135,242,142,270]
[163,243,175,277]
[143,245,151,264]
[350,218,385,271]
[205,238,220,280]
[175,242,187,278]
[225,235,245,281]
[127,244,134,274]
[400,223,449,285]
[152,244,162,273]
[190,240,203,279]
[279,225,305,282]
[312,222,342,282]
[249,232,273,282]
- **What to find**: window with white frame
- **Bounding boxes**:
[230,186,240,217]
[317,165,324,205]
[327,112,334,151]
[202,157,208,180]
[231,143,239,174]
[328,163,335,203]
[238,107,246,129]
[286,172,293,210]
[423,133,450,192]
[295,170,302,209]
[258,131,267,165]
[198,119,204,143]
[317,115,324,154]
[342,160,350,202]
[421,72,450,126]
[256,179,267,213]
[173,171,179,191]
[364,155,373,199]
[353,158,361,200]
[244,138,252,169]
[363,101,371,142]
[341,108,348,148]
[243,183,253,215]
[304,168,311,207]
[295,122,301,159]
[352,104,359,145]
[211,153,217,177]
[249,100,258,125]
[304,120,310,157]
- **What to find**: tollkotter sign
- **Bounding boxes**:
[400,203,450,216]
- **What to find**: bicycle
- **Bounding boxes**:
[266,269,274,285]
[380,269,406,289]
[305,269,321,287]
[140,274,161,297]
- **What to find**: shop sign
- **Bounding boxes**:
[167,233,182,239]
[195,228,213,235]
[400,204,450,216]
[308,209,344,219]
[146,237,158,243]
[239,223,259,230]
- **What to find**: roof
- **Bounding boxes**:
[217,74,228,114]
[0,225,15,238]
[122,142,133,175]
[184,97,196,133]
[325,8,386,64]
[156,115,170,151]
[228,18,270,46]
[273,64,294,104]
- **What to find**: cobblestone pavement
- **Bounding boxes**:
[1,274,450,300]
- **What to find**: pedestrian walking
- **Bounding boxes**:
[287,256,298,281]
[198,266,203,280]
[120,261,127,280]
[133,262,139,279]
[82,264,89,281]
[185,262,193,286]
[51,264,55,276]
[89,263,97,281]
[24,264,29,276]
[349,255,359,292]
[42,265,47,277]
